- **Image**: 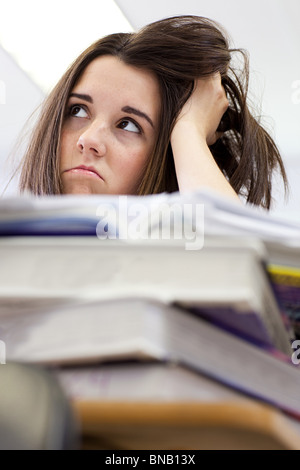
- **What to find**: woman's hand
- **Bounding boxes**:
[170,73,240,202]
[174,73,229,146]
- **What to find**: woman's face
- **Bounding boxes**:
[60,55,161,195]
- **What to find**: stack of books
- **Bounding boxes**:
[1,189,300,450]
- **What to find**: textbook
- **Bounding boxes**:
[2,297,300,421]
[257,240,300,338]
[1,191,300,340]
[75,400,300,450]
[268,264,300,338]
[53,361,300,450]
[0,235,292,354]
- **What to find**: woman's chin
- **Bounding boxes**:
[61,178,105,195]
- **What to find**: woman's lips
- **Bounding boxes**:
[64,165,103,180]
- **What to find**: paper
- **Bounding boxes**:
[0,189,300,244]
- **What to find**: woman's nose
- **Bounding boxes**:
[76,122,107,157]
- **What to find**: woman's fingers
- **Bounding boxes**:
[195,74,229,145]
[175,73,229,146]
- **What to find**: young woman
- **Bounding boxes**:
[18,15,287,209]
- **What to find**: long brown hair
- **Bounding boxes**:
[19,15,287,208]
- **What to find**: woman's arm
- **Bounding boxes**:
[170,73,241,202]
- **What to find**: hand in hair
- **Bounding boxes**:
[174,73,229,145]
[170,73,240,201]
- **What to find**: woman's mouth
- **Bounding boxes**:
[64,165,103,180]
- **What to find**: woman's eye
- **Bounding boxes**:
[69,105,88,118]
[119,119,141,134]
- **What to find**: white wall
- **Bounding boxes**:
[0,45,45,196]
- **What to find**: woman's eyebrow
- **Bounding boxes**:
[69,92,93,103]
[68,96,154,128]
[122,106,154,128]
